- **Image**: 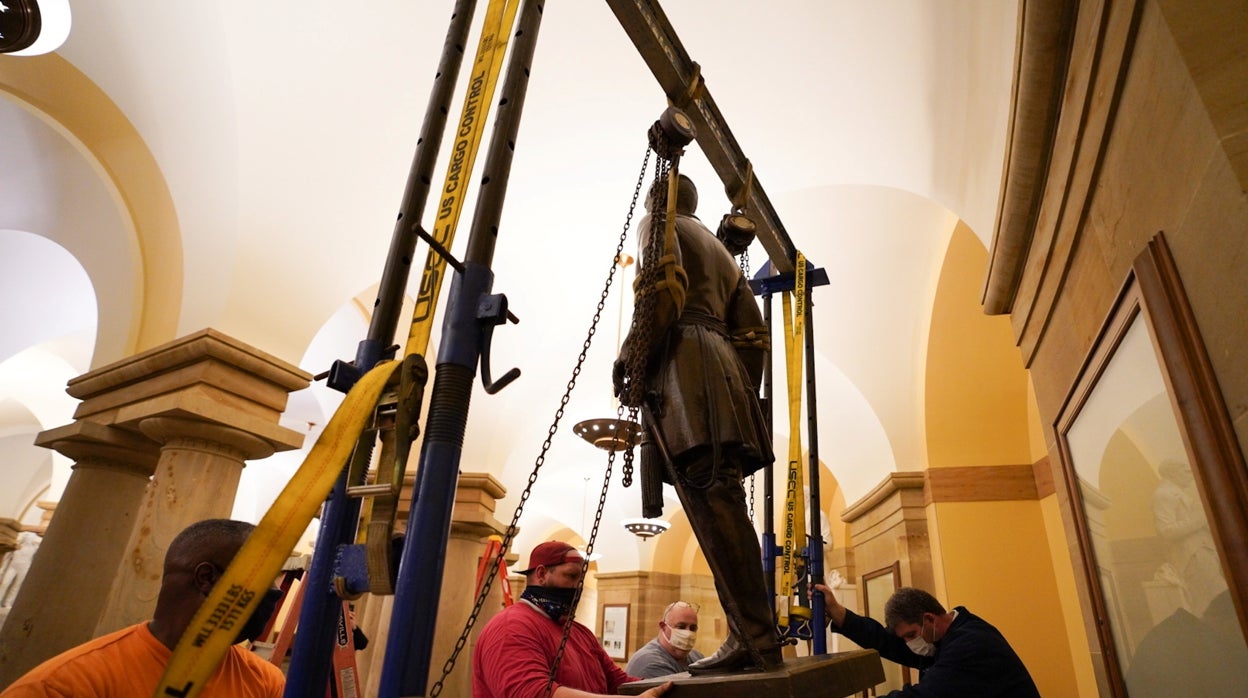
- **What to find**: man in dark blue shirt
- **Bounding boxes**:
[813,584,1040,697]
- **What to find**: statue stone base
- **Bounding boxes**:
[617,650,884,698]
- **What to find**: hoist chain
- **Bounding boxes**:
[739,249,753,523]
[619,157,672,487]
[544,421,619,698]
[429,147,653,697]
[544,153,663,696]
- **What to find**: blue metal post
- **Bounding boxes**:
[761,290,777,606]
[803,276,826,654]
[379,264,489,698]
[378,1,544,694]
[283,3,478,695]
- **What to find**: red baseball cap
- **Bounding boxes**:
[519,541,585,574]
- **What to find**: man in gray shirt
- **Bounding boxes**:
[625,601,706,679]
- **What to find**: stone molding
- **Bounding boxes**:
[841,461,1052,525]
[35,420,162,477]
[53,328,311,454]
[139,416,272,461]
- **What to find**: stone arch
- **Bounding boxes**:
[0,54,182,364]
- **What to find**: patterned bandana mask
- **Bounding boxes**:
[521,585,578,621]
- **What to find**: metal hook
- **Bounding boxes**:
[477,293,520,394]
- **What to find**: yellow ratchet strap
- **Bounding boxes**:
[777,251,808,628]
[154,1,521,695]
[153,359,400,698]
[407,0,521,359]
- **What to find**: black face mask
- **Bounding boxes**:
[235,588,283,644]
[521,585,577,622]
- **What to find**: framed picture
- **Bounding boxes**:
[601,604,629,661]
[1055,234,1248,696]
[861,562,909,695]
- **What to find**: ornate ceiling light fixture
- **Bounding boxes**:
[621,517,670,540]
[0,0,72,56]
[572,417,640,452]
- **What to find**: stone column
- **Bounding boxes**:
[0,518,24,626]
[0,329,310,684]
[359,472,509,697]
[0,427,160,685]
[94,417,280,634]
[840,472,933,593]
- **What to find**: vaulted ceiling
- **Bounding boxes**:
[0,0,1024,572]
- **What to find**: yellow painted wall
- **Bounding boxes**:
[925,223,1033,469]
[930,500,1079,697]
[1041,495,1100,696]
[922,224,1091,694]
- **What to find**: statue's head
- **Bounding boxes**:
[645,174,698,216]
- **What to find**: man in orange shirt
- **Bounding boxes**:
[1,519,285,697]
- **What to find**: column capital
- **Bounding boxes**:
[35,420,161,478]
[451,472,508,539]
[397,471,509,539]
[139,416,275,460]
[60,328,311,455]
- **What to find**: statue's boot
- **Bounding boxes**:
[673,452,784,674]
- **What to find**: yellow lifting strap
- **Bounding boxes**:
[154,359,400,698]
[153,2,521,696]
[777,251,808,628]
[408,0,522,359]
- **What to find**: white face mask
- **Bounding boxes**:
[666,626,697,651]
[905,619,936,657]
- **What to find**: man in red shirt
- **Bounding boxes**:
[472,541,672,698]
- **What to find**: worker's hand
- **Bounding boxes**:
[812,583,848,627]
[639,681,674,697]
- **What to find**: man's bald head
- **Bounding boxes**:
[149,519,259,649]
[164,519,255,576]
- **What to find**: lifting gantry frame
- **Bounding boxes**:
[287,2,819,696]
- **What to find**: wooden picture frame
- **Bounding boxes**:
[861,562,909,694]
[601,604,629,661]
[1054,233,1248,696]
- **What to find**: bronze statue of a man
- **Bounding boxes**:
[615,173,782,673]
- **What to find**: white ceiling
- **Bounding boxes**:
[0,0,1020,571]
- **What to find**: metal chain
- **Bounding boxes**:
[619,157,671,487]
[544,424,618,698]
[740,249,753,523]
[429,147,653,696]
